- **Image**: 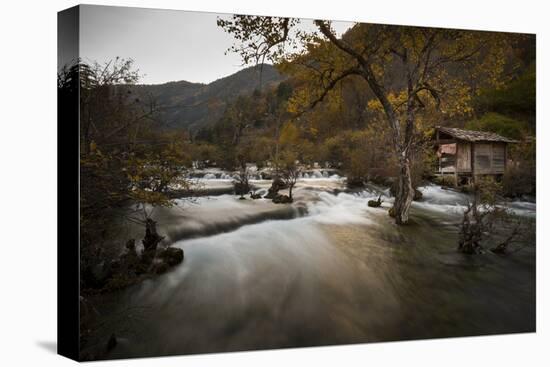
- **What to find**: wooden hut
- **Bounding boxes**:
[433,126,518,186]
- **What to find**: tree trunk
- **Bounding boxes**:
[141,218,164,264]
[392,156,414,224]
[289,184,293,200]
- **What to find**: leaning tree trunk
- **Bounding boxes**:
[392,155,415,224]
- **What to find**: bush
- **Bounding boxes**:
[503,140,535,197]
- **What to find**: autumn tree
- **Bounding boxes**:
[218,16,513,224]
[72,58,193,289]
[281,161,300,200]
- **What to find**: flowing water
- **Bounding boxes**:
[87,174,536,360]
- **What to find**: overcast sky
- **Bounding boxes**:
[80,5,353,85]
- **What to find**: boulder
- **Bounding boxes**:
[158,247,184,266]
[367,195,382,208]
[264,177,286,199]
[250,191,262,199]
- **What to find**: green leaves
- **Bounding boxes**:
[466,112,526,140]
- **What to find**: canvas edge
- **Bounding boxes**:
[57,4,81,362]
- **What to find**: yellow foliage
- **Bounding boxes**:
[279,121,300,146]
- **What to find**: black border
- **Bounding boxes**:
[57,5,80,361]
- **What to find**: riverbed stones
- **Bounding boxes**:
[158,247,184,266]
[151,247,184,274]
[272,194,293,204]
[250,191,262,199]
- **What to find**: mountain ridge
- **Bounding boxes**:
[132,64,285,132]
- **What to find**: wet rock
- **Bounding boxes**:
[250,191,262,199]
[158,247,184,266]
[414,189,423,201]
[151,247,184,274]
[368,195,383,208]
[264,177,286,199]
[272,194,293,204]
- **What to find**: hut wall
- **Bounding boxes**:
[439,143,456,173]
[474,142,506,174]
[456,142,471,173]
[491,143,506,173]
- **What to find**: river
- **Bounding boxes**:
[84,171,536,360]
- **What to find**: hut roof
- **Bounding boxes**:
[435,126,518,143]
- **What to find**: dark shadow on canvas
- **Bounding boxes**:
[36,341,57,354]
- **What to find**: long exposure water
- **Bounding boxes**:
[86,173,536,360]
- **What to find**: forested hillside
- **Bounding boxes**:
[131,64,284,131]
[191,29,535,195]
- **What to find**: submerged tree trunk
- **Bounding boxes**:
[387,93,416,224]
[142,218,164,264]
[392,156,415,224]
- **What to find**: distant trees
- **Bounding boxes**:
[467,53,536,198]
[466,113,525,140]
[196,80,297,172]
[474,63,536,130]
[219,16,516,223]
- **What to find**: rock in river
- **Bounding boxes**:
[158,247,184,266]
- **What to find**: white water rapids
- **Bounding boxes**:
[88,174,536,360]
